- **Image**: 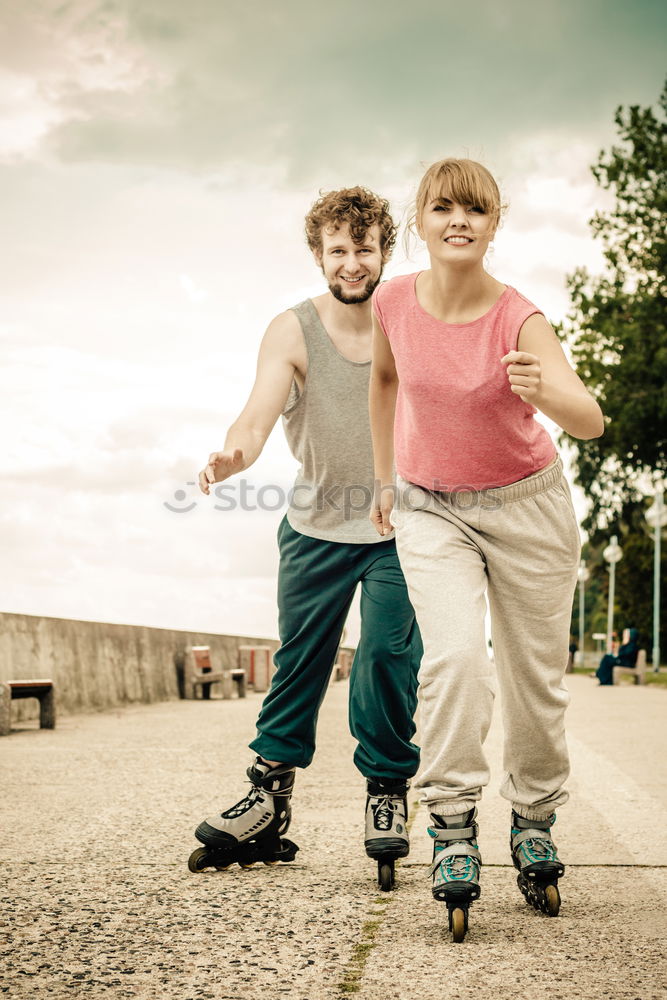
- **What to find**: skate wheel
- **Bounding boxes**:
[544,883,560,916]
[188,847,209,873]
[277,839,299,863]
[378,860,395,892]
[239,862,255,870]
[450,907,467,943]
[263,861,278,867]
[215,864,232,871]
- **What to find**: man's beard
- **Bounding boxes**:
[328,273,382,305]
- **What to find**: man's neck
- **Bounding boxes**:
[314,291,373,335]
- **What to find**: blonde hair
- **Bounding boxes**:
[405,158,504,250]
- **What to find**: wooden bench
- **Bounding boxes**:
[0,679,56,736]
[183,646,246,699]
[613,649,647,686]
[237,645,274,693]
[332,648,353,682]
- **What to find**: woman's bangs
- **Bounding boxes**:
[428,166,497,215]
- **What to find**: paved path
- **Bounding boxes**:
[1,675,666,999]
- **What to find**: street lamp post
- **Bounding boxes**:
[645,488,667,673]
[603,535,623,653]
[577,561,590,666]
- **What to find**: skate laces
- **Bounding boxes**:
[428,814,481,886]
[511,814,559,866]
[222,764,295,819]
[372,795,400,831]
[513,831,558,864]
[431,840,480,884]
[222,785,264,819]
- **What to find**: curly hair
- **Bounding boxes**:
[304,187,397,260]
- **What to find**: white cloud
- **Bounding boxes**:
[0,2,157,161]
[0,69,64,158]
[2,0,659,182]
[179,273,207,304]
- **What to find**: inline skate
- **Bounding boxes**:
[428,808,481,942]
[364,777,410,891]
[188,758,299,872]
[510,811,564,916]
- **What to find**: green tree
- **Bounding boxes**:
[569,540,605,660]
[563,80,667,663]
[573,517,667,664]
[563,80,667,530]
[613,524,667,646]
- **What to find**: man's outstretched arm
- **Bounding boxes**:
[199,311,305,494]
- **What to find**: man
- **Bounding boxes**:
[188,188,421,890]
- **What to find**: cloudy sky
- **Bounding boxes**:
[3,0,665,642]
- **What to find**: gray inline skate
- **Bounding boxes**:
[510,811,564,916]
[428,808,482,942]
[188,758,299,873]
[364,777,410,891]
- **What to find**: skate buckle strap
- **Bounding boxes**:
[368,778,410,795]
[514,814,555,831]
[265,784,293,796]
[430,824,477,844]
[247,763,295,796]
[512,828,555,849]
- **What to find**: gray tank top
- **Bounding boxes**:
[282,299,390,544]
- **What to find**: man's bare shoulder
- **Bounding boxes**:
[265,307,301,336]
[262,308,307,369]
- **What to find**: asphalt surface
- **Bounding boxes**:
[1,673,666,1000]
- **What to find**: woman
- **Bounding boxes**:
[369,158,603,940]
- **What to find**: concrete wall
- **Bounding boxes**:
[0,612,281,722]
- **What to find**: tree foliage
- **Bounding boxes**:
[571,515,667,664]
[563,80,667,532]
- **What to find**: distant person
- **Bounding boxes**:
[596,627,640,685]
[566,639,578,673]
[369,157,604,939]
[188,188,421,892]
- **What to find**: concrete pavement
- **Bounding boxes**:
[1,674,666,1000]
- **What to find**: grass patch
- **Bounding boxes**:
[570,666,667,686]
[642,671,667,687]
[337,915,385,995]
[336,798,421,995]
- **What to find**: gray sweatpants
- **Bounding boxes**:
[390,457,580,822]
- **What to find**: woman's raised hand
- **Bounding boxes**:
[501,351,542,404]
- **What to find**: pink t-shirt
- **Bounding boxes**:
[373,273,557,491]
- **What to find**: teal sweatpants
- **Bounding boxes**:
[250,516,421,778]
